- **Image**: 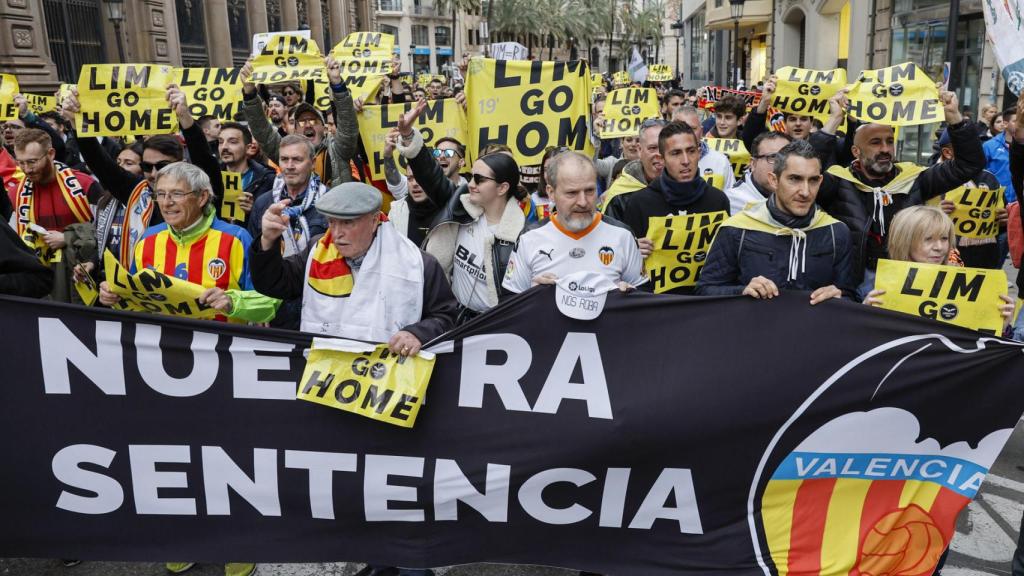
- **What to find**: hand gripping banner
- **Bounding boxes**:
[1,290,1023,574]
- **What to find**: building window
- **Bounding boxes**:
[380,23,400,41]
[412,24,430,46]
[688,13,707,82]
[378,0,402,12]
[435,26,451,47]
[42,0,106,83]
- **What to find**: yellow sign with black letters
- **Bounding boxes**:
[705,138,751,179]
[174,67,243,121]
[102,251,222,319]
[331,32,395,77]
[24,93,56,115]
[942,185,1005,239]
[313,75,384,112]
[250,34,324,84]
[648,64,674,82]
[297,339,435,428]
[612,71,631,86]
[76,64,178,137]
[644,211,727,293]
[220,171,244,223]
[357,98,468,181]
[0,74,20,121]
[874,259,1007,333]
[770,66,847,126]
[600,88,660,139]
[466,57,594,166]
[847,62,941,127]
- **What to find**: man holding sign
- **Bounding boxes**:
[697,140,854,302]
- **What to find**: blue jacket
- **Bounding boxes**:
[983,136,1016,203]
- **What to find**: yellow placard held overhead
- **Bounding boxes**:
[465,57,594,166]
[0,74,20,121]
[644,211,727,293]
[417,74,447,87]
[250,34,324,84]
[847,62,941,127]
[705,138,751,179]
[331,32,395,78]
[770,66,847,126]
[599,88,660,139]
[58,83,75,106]
[612,71,631,86]
[591,73,604,86]
[174,68,243,121]
[874,259,1008,334]
[23,93,56,115]
[297,339,436,428]
[102,251,223,319]
[943,185,1005,239]
[220,171,244,223]
[648,64,674,82]
[313,75,384,111]
[76,64,178,137]
[358,99,468,181]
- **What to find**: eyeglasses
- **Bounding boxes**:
[640,118,668,130]
[752,153,778,164]
[295,117,321,127]
[14,156,47,168]
[282,90,297,96]
[140,160,174,173]
[432,148,460,159]
[471,173,496,185]
[154,190,197,202]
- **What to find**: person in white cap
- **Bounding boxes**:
[250,181,457,358]
[503,151,646,294]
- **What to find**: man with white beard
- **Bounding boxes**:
[502,151,646,293]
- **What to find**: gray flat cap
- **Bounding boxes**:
[315,182,383,219]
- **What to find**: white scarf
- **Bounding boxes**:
[271,172,327,257]
[300,221,425,343]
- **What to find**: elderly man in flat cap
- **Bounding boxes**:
[251,181,458,358]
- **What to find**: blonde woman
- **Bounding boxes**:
[863,205,1014,328]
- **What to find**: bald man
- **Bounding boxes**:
[811,86,986,299]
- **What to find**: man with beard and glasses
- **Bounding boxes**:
[218,122,275,224]
[810,85,986,299]
[502,151,646,294]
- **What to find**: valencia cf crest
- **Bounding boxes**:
[207,258,227,280]
[598,246,614,266]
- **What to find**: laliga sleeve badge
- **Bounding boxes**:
[554,271,616,321]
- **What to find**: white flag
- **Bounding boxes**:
[984,0,1024,95]
[628,46,648,84]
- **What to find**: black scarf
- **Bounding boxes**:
[658,172,708,210]
[767,194,816,229]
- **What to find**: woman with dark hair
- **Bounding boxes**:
[396,102,533,321]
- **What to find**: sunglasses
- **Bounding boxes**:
[140,160,174,173]
[471,173,496,185]
[432,148,460,159]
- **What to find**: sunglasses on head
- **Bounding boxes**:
[432,148,459,159]
[471,173,497,185]
[141,160,174,173]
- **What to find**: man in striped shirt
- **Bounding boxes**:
[98,162,278,325]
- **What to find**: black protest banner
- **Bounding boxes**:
[2,291,1023,575]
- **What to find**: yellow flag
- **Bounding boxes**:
[174,68,243,121]
[705,138,751,179]
[648,64,674,82]
[600,88,660,139]
[847,62,941,127]
[76,64,178,137]
[297,339,435,428]
[250,34,324,84]
[0,74,19,120]
[332,32,395,77]
[102,251,222,319]
[358,99,468,181]
[465,57,594,165]
[874,259,1007,333]
[644,211,727,293]
[770,66,847,125]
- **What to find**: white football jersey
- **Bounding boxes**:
[502,214,647,294]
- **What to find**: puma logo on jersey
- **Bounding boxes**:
[539,249,554,261]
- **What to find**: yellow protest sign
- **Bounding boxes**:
[648,64,674,82]
[0,74,20,120]
[250,34,324,84]
[102,251,222,319]
[941,185,1005,239]
[612,71,631,86]
[73,267,99,307]
[357,99,468,180]
[847,62,941,127]
[76,64,178,137]
[331,32,395,77]
[770,66,847,125]
[591,73,604,86]
[701,168,727,191]
[644,211,727,293]
[466,58,595,165]
[705,138,751,179]
[220,171,245,223]
[174,68,243,121]
[417,74,446,87]
[297,339,435,428]
[313,74,384,111]
[600,88,660,139]
[58,83,75,106]
[24,93,56,115]
[874,259,1007,333]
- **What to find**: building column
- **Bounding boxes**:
[308,0,326,52]
[121,0,180,66]
[329,0,347,40]
[205,0,233,66]
[282,0,299,30]
[247,0,268,35]
[0,0,59,91]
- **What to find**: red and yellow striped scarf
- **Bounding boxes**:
[14,163,91,260]
[307,232,354,297]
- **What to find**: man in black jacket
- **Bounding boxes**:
[218,121,275,224]
[0,214,53,298]
[809,86,985,299]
